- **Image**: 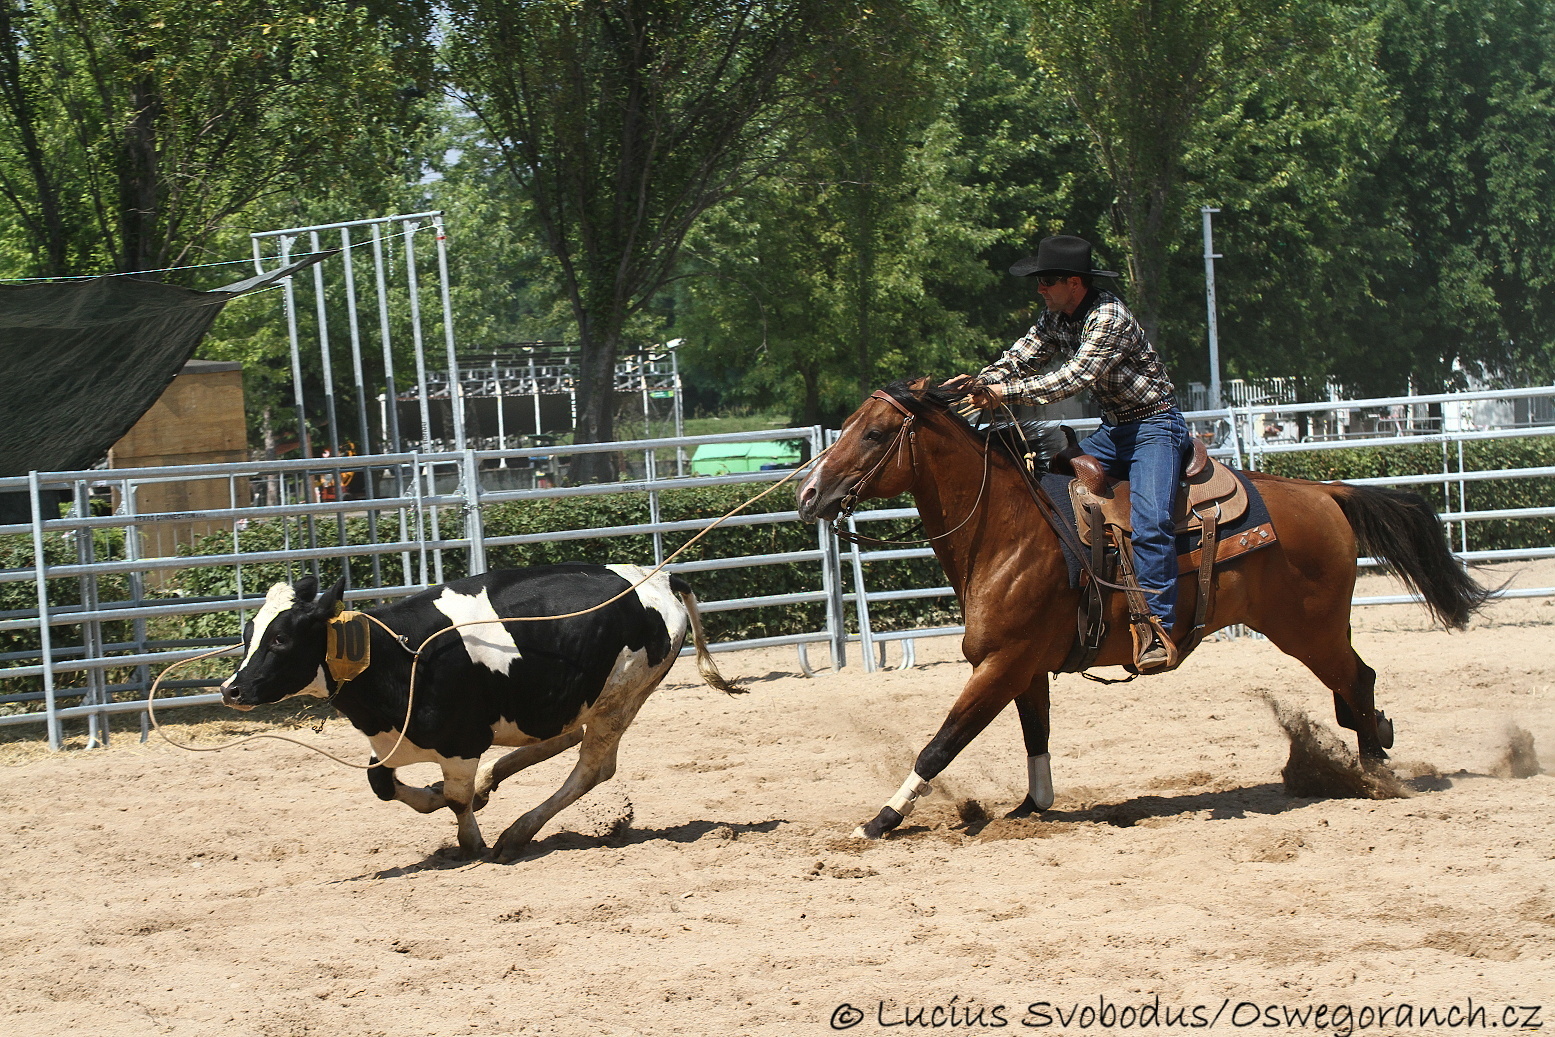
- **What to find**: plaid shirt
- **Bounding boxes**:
[978,288,1176,424]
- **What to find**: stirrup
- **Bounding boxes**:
[1132,617,1180,674]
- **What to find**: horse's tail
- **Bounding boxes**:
[1328,483,1490,629]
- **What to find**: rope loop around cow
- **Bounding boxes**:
[143,450,830,768]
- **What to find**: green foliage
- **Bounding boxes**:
[676,4,1011,425]
[0,0,434,280]
[441,0,849,469]
[1258,437,1555,552]
[165,482,953,644]
[0,526,137,696]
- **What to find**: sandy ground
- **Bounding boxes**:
[2,561,1553,1036]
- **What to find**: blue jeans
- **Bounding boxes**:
[1079,408,1191,626]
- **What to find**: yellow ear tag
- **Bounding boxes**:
[325,611,371,684]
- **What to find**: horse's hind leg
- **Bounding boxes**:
[1334,649,1393,754]
[855,653,1035,840]
[1007,673,1054,817]
[1266,623,1392,760]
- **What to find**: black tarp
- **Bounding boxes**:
[0,253,331,523]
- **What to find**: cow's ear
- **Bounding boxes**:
[293,575,320,602]
[314,577,348,618]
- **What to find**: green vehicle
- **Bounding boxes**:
[688,439,802,475]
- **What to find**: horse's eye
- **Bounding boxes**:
[863,429,884,443]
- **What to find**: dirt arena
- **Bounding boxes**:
[3,563,1553,1036]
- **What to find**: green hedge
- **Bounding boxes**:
[169,482,952,643]
[12,434,1548,703]
[1257,437,1555,553]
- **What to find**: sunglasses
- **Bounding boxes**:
[1037,273,1073,287]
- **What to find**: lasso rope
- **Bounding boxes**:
[145,449,829,767]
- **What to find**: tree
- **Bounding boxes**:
[674,3,1007,425]
[0,0,432,280]
[442,0,845,482]
[1362,0,1555,390]
[1025,0,1327,353]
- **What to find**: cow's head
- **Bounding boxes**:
[220,575,345,710]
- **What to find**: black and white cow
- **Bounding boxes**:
[220,562,739,862]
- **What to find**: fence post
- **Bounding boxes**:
[28,472,61,751]
[462,449,487,577]
[73,480,107,747]
[818,428,848,670]
[847,515,877,673]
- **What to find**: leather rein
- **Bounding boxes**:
[832,389,1148,597]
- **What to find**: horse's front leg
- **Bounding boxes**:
[854,652,1037,840]
[1006,672,1054,817]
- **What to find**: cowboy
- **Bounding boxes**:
[946,234,1190,672]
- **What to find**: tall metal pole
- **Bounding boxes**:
[277,235,312,459]
[370,223,402,453]
[1201,206,1223,409]
[309,230,341,457]
[432,214,466,451]
[404,220,434,449]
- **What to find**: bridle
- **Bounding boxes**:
[832,389,992,548]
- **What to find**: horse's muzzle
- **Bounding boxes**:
[796,472,849,523]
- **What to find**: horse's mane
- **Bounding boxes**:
[878,377,1063,469]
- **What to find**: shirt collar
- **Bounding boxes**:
[1058,286,1102,325]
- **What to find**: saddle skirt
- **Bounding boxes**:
[1067,456,1248,544]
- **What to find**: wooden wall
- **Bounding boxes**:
[108,359,249,564]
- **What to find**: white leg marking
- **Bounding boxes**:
[433,587,521,675]
[1027,752,1054,811]
[436,757,484,856]
[851,771,934,839]
[366,731,440,769]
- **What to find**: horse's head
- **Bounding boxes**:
[797,377,960,522]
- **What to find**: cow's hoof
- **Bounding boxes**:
[492,831,535,863]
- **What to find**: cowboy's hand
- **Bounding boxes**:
[966,381,1005,410]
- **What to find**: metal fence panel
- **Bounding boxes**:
[5,385,1555,743]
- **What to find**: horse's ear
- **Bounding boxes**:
[906,375,932,393]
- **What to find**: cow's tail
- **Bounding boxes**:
[670,575,744,695]
[1327,482,1492,629]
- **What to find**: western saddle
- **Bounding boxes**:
[1046,429,1274,676]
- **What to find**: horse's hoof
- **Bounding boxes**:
[1376,711,1395,750]
[1005,795,1043,819]
[850,825,877,840]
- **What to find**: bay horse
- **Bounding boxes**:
[796,378,1489,840]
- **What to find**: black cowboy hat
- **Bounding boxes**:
[1009,234,1119,278]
